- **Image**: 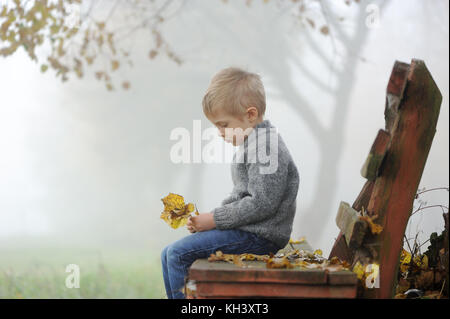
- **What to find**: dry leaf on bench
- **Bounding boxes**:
[360,214,383,234]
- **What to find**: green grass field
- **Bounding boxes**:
[0,247,166,299]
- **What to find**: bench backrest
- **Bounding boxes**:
[329,59,443,298]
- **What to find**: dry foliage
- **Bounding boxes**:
[160,193,198,229]
[208,243,351,272]
[0,0,355,91]
[394,232,448,299]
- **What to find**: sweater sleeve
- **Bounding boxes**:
[220,193,239,206]
[212,156,289,229]
[220,158,239,206]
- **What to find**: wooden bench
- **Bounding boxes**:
[186,59,443,299]
[186,241,358,298]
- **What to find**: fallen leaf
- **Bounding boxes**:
[399,249,412,274]
[266,256,293,269]
[352,261,365,280]
[207,251,268,267]
[360,215,383,234]
[289,237,306,244]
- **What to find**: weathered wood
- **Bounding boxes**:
[328,270,359,286]
[335,201,368,249]
[384,61,410,132]
[194,282,357,298]
[189,259,328,285]
[329,59,442,299]
[360,129,391,180]
[444,213,449,297]
[329,180,374,262]
[188,260,357,298]
[352,180,376,212]
[365,59,442,298]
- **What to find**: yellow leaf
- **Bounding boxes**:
[420,254,428,270]
[413,254,428,270]
[266,256,293,269]
[399,249,411,273]
[111,60,119,71]
[353,261,365,280]
[0,7,7,17]
[329,256,340,265]
[289,236,306,244]
[207,247,352,271]
[313,249,323,256]
[360,215,383,234]
[399,264,408,274]
[208,251,247,267]
[185,203,195,214]
[162,193,185,212]
[171,216,188,229]
[160,193,196,229]
[160,211,170,223]
[400,249,411,264]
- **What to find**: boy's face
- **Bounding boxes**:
[208,107,260,146]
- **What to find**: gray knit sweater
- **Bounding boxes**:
[212,119,300,249]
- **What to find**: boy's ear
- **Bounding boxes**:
[246,106,259,122]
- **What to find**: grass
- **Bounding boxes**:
[0,246,167,299]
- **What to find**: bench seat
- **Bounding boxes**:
[186,242,358,298]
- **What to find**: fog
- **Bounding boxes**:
[0,0,448,259]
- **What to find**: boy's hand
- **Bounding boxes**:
[187,213,216,233]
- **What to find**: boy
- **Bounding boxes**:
[161,67,300,299]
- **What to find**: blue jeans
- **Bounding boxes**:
[161,229,281,299]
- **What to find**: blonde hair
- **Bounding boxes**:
[202,67,266,119]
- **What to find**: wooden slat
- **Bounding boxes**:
[329,180,374,262]
[327,270,359,286]
[194,282,357,298]
[189,259,328,284]
[387,61,410,97]
[384,61,410,132]
[336,201,368,249]
[360,129,391,181]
